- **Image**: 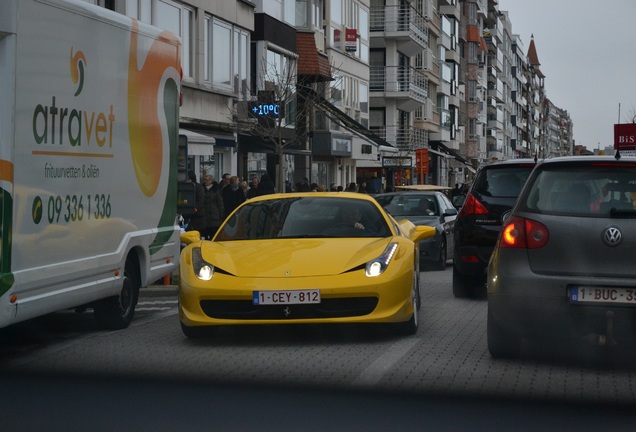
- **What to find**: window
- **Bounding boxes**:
[204,17,251,95]
[359,7,368,41]
[331,0,342,24]
[359,82,368,114]
[124,0,193,79]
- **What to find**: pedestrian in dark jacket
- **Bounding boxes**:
[187,171,206,233]
[202,175,224,239]
[246,177,260,199]
[298,177,311,192]
[258,174,276,195]
[221,175,246,218]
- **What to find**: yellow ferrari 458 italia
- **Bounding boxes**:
[178,192,435,338]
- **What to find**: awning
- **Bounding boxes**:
[179,128,215,145]
[428,148,454,158]
[179,129,217,156]
[435,142,470,165]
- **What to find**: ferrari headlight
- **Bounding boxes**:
[191,247,214,281]
[365,242,398,277]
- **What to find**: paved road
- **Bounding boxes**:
[2,265,636,407]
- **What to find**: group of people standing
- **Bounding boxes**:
[185,171,276,239]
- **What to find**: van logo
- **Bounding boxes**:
[70,48,87,97]
[602,227,623,247]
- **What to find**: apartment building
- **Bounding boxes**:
[462,0,488,165]
[88,0,573,190]
[368,0,430,189]
[544,99,573,158]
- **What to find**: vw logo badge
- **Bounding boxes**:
[602,226,623,247]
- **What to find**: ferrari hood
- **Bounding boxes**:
[199,237,394,278]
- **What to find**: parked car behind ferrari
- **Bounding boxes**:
[374,187,457,270]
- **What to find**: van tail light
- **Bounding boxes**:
[499,216,549,249]
[458,193,489,217]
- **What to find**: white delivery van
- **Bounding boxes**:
[0,0,182,329]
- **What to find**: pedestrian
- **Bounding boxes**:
[202,175,224,239]
[329,183,338,191]
[221,175,246,218]
[452,183,462,198]
[246,177,260,199]
[239,180,248,198]
[346,182,357,192]
[220,173,231,189]
[358,182,368,193]
[298,177,311,192]
[258,174,276,195]
[187,171,206,233]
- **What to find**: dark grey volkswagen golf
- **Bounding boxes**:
[487,155,636,358]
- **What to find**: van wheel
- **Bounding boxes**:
[94,259,139,330]
[452,265,475,298]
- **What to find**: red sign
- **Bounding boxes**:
[345,28,357,52]
[415,148,429,182]
[614,123,636,150]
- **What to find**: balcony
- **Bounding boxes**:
[370,125,428,151]
[370,5,428,57]
[417,48,440,85]
[370,66,427,112]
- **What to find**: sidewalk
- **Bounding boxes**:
[140,284,178,297]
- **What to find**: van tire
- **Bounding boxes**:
[94,259,139,330]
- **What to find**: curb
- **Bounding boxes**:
[140,285,178,297]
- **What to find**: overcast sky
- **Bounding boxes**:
[499,0,636,151]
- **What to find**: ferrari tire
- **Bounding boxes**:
[397,270,419,335]
[452,265,475,298]
[487,306,521,358]
[94,259,139,330]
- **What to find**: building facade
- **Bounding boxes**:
[87,0,575,192]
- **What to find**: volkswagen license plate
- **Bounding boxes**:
[253,290,320,305]
[570,287,636,305]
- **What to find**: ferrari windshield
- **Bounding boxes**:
[215,196,393,240]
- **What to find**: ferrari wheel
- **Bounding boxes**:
[397,270,419,335]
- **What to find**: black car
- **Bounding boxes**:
[452,158,537,297]
[375,189,457,270]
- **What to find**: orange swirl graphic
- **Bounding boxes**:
[70,48,87,96]
[128,20,180,197]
